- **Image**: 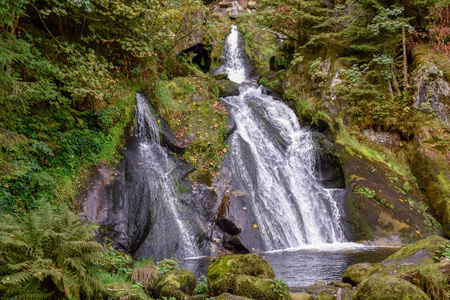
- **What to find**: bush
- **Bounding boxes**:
[0,203,105,299]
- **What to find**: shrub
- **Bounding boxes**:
[0,203,105,299]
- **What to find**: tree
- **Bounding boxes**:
[0,203,105,299]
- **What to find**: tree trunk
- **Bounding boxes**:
[402,25,408,91]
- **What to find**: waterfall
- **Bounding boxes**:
[221,25,345,250]
[132,94,199,258]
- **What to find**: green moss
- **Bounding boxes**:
[354,273,430,300]
[386,235,449,263]
[149,75,228,182]
[233,275,289,300]
[156,269,196,300]
[343,263,385,286]
[102,282,150,300]
[336,128,413,181]
[208,254,276,296]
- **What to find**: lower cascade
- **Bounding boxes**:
[219,25,345,250]
[224,85,345,249]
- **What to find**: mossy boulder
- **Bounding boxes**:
[156,269,196,300]
[342,262,385,286]
[210,293,253,300]
[354,273,430,300]
[232,275,290,300]
[290,292,312,300]
[384,235,449,265]
[208,254,276,297]
[217,79,240,97]
[103,282,150,300]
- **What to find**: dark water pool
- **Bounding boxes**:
[182,244,399,287]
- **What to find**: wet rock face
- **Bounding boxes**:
[334,143,441,244]
[413,65,450,126]
[212,1,258,19]
[311,132,345,189]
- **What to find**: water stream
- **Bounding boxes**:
[220,25,345,250]
[129,94,199,259]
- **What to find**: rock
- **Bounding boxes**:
[247,1,258,9]
[219,2,233,8]
[413,64,450,126]
[291,285,355,299]
[311,132,345,189]
[411,150,450,237]
[315,291,335,300]
[208,254,276,297]
[269,55,287,71]
[214,73,229,80]
[383,235,449,265]
[210,293,253,299]
[217,217,242,235]
[313,280,327,286]
[342,262,384,286]
[217,79,240,97]
[330,281,353,289]
[156,269,196,300]
[362,129,401,150]
[291,292,312,300]
[353,273,431,300]
[131,263,161,294]
[223,234,250,254]
[333,142,440,243]
[233,275,290,299]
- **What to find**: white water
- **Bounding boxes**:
[216,25,248,83]
[135,94,198,258]
[221,25,345,250]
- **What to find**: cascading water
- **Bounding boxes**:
[130,94,199,258]
[221,25,345,250]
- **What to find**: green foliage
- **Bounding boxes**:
[157,258,180,276]
[269,279,290,300]
[193,274,208,295]
[434,243,450,260]
[355,185,394,209]
[0,203,105,299]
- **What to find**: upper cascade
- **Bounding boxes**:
[219,26,346,250]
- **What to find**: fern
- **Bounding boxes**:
[0,203,105,299]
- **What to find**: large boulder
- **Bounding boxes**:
[156,269,196,300]
[208,254,284,298]
[353,273,430,300]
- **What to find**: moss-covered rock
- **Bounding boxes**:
[232,275,289,300]
[342,262,385,286]
[210,293,253,300]
[333,137,441,243]
[156,269,196,300]
[384,235,449,265]
[208,254,276,297]
[103,282,151,300]
[354,273,431,300]
[217,79,240,97]
[290,292,312,300]
[315,291,335,300]
[411,150,450,237]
